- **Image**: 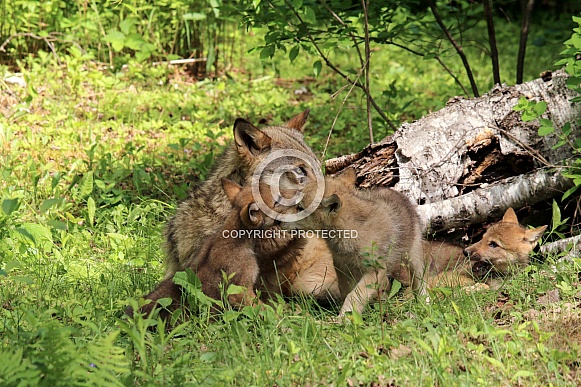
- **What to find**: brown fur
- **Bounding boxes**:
[425,208,547,289]
[133,179,303,318]
[133,111,340,317]
[288,167,427,317]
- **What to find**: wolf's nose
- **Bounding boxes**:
[463,249,469,257]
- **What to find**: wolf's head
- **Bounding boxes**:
[464,208,547,276]
[230,110,322,223]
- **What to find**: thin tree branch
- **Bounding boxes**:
[278,0,397,131]
[321,61,367,162]
[0,33,60,64]
[362,0,374,144]
[483,0,501,85]
[435,56,471,97]
[319,0,365,70]
[516,0,535,84]
[428,0,480,97]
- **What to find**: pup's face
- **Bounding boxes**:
[222,179,298,229]
[464,208,547,276]
[281,167,356,231]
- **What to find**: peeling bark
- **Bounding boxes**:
[416,168,573,234]
[540,235,581,259]
[324,70,580,233]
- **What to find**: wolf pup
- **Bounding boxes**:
[289,167,428,317]
[462,207,547,288]
[133,111,340,316]
[425,208,547,289]
[134,178,299,317]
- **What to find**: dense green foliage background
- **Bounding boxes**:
[1,1,581,385]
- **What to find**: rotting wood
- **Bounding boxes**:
[323,69,580,234]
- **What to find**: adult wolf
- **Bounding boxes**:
[131,110,339,316]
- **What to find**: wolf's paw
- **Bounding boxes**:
[464,283,490,293]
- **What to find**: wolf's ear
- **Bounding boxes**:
[502,207,519,223]
[222,178,242,203]
[525,225,547,244]
[336,167,357,186]
[285,109,310,132]
[241,202,262,227]
[234,118,272,157]
[321,194,342,215]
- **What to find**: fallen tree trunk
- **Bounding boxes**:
[325,69,580,232]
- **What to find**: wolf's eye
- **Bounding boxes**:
[297,203,304,212]
[488,241,499,248]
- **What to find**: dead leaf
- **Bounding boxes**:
[390,344,412,359]
[537,289,560,305]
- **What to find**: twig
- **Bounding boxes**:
[435,56,471,97]
[319,0,365,70]
[428,0,480,97]
[491,124,553,168]
[321,60,367,161]
[516,0,535,84]
[0,33,60,64]
[483,0,501,85]
[374,39,470,97]
[362,0,373,144]
[278,0,397,131]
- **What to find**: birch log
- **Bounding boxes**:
[325,69,581,232]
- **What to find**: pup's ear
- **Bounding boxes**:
[285,108,310,132]
[525,225,547,245]
[336,167,357,186]
[241,202,262,227]
[222,178,242,203]
[320,194,342,215]
[234,118,272,158]
[502,207,519,224]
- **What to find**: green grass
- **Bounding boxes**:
[1,19,581,385]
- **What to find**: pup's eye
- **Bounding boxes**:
[488,241,499,248]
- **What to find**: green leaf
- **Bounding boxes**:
[512,96,528,111]
[303,7,317,23]
[87,197,96,226]
[16,223,53,247]
[2,198,19,215]
[226,284,246,296]
[388,279,402,299]
[183,13,207,21]
[47,219,67,231]
[511,370,534,381]
[562,185,580,201]
[533,101,547,116]
[119,18,135,35]
[200,352,217,363]
[289,45,300,62]
[103,30,126,52]
[40,198,60,213]
[521,111,536,122]
[538,125,554,136]
[259,45,274,60]
[551,200,562,230]
[157,297,173,308]
[561,122,572,136]
[79,171,94,198]
[313,60,322,77]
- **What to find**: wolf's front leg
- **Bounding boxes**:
[338,269,389,318]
